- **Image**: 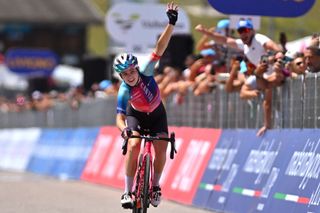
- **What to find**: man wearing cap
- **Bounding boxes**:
[195,19,281,67]
[196,19,281,137]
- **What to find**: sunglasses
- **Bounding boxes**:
[295,61,303,66]
[237,27,251,34]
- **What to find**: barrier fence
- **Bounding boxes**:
[0,127,319,212]
[0,73,319,129]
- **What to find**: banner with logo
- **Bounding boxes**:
[208,0,316,17]
[106,3,190,53]
[163,127,221,204]
[5,48,58,77]
[193,129,320,213]
[221,130,288,213]
[81,126,126,188]
[27,128,99,179]
[0,128,41,171]
[263,129,320,213]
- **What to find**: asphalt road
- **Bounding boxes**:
[0,171,215,213]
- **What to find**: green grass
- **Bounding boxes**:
[88,0,320,56]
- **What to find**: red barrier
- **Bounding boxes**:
[81,126,125,188]
[162,127,221,204]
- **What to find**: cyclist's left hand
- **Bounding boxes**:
[121,127,132,140]
[166,2,178,25]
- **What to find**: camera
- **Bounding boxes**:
[260,55,269,64]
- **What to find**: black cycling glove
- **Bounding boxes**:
[166,9,178,25]
[121,127,132,139]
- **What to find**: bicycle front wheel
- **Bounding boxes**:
[142,154,150,213]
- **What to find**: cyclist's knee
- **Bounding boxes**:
[128,139,141,152]
[154,142,168,158]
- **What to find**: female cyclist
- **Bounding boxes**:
[114,2,178,209]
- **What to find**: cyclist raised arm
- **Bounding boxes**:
[114,2,178,209]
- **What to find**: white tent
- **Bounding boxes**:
[52,65,84,87]
[0,64,28,90]
[285,36,312,53]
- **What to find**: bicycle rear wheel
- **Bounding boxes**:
[142,154,150,213]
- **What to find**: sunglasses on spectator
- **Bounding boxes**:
[295,61,303,66]
[237,27,251,34]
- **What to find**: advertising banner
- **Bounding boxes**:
[163,127,221,204]
[0,128,41,171]
[106,3,190,53]
[221,130,287,213]
[5,48,58,77]
[27,128,99,179]
[208,0,316,17]
[81,126,126,188]
[193,129,320,213]
[263,129,320,213]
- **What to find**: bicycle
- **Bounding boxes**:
[122,131,177,213]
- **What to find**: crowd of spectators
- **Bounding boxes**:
[155,19,320,136]
[0,76,121,113]
[1,18,319,136]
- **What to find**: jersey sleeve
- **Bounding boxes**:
[139,52,161,76]
[235,38,244,50]
[116,82,130,114]
[255,33,271,46]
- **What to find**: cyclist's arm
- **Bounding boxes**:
[116,113,127,132]
[153,2,177,57]
[116,83,130,132]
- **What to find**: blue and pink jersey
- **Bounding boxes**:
[116,53,161,114]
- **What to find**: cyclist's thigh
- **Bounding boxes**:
[149,102,168,136]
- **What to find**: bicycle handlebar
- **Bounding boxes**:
[121,132,177,159]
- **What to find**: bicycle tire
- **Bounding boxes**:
[132,204,141,213]
[132,154,144,213]
[142,154,150,213]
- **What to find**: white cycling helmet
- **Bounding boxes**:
[113,53,138,74]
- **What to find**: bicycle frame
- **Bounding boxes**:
[122,132,176,213]
[134,139,153,212]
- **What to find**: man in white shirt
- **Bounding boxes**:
[195,19,282,137]
[195,19,281,66]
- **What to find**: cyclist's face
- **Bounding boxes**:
[121,66,139,86]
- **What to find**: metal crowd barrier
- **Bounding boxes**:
[0,73,319,129]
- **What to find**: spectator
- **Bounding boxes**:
[196,19,231,51]
[260,51,287,88]
[195,19,239,73]
[304,34,320,73]
[103,77,121,96]
[195,19,281,67]
[283,50,306,78]
[224,57,248,93]
[31,91,53,111]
